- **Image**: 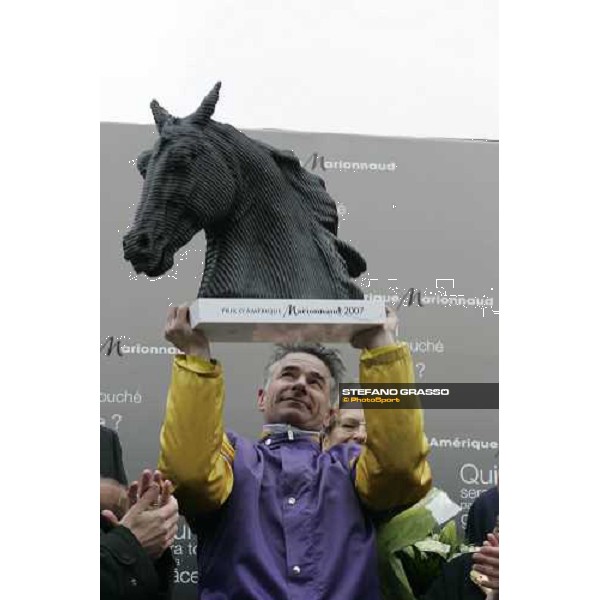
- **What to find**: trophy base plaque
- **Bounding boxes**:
[189,299,386,342]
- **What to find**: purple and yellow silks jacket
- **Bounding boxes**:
[158,344,432,600]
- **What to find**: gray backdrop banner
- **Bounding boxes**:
[101,123,499,598]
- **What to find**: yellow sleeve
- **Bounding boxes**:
[354,343,432,511]
[157,355,234,517]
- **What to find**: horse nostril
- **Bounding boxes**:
[137,232,150,249]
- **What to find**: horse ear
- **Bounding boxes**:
[150,99,172,133]
[191,81,221,126]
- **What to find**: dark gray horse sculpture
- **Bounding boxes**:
[123,82,367,299]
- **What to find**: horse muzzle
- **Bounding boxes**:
[122,230,172,276]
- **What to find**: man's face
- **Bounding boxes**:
[327,408,367,446]
[257,352,333,431]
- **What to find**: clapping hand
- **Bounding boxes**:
[100,479,128,520]
[127,469,174,508]
[473,531,499,591]
[102,470,179,560]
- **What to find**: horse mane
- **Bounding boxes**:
[250,138,366,277]
[250,138,338,236]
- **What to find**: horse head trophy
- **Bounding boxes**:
[123,82,368,299]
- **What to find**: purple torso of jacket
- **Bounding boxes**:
[192,429,381,600]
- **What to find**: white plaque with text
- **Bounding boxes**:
[189,298,386,342]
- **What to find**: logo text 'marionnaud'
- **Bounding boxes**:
[303,153,396,172]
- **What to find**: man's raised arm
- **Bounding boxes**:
[352,310,432,511]
[157,306,234,517]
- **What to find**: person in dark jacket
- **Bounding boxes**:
[101,425,128,486]
[465,486,499,546]
[100,425,178,600]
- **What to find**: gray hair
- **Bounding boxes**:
[263,343,345,407]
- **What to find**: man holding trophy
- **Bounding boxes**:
[157,304,431,600]
[121,84,432,599]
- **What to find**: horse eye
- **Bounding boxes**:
[167,152,192,172]
[172,154,187,165]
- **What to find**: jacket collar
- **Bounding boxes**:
[261,423,322,445]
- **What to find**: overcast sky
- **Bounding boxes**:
[101,0,498,139]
